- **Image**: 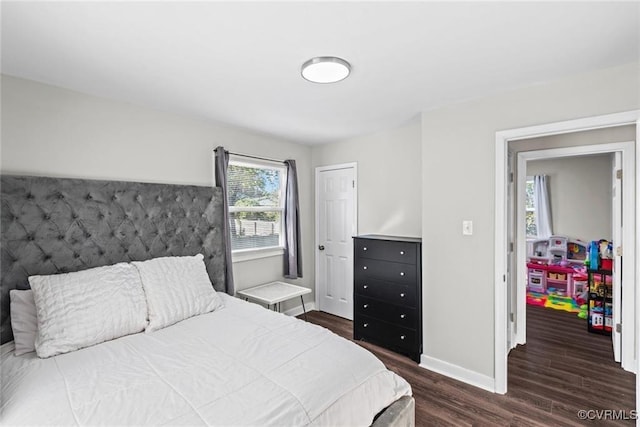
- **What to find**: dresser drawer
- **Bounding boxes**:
[355,238,417,264]
[355,315,417,352]
[355,258,416,285]
[355,295,417,328]
[354,278,415,307]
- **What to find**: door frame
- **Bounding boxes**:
[507,150,517,351]
[494,110,640,395]
[514,142,634,367]
[315,162,358,315]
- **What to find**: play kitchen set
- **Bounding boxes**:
[526,235,614,335]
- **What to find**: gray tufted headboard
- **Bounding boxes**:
[0,175,228,344]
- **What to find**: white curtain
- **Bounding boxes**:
[533,175,553,238]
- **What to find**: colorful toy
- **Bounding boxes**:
[599,239,614,270]
[577,304,588,319]
[530,235,588,265]
[573,277,588,303]
[544,294,580,313]
[527,235,590,317]
[588,240,600,269]
[526,291,547,307]
[590,308,604,329]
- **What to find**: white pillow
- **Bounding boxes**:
[9,289,37,356]
[29,263,148,358]
[132,254,223,332]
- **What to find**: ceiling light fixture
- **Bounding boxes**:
[301,56,351,84]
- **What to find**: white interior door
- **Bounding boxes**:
[612,151,622,363]
[316,165,356,320]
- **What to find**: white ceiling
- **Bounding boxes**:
[2,1,639,145]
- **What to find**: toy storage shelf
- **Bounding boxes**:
[587,269,613,335]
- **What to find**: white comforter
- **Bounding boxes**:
[1,294,411,426]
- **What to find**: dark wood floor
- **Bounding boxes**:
[300,305,636,426]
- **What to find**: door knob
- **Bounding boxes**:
[318,245,325,250]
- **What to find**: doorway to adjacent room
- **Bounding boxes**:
[494,110,639,398]
[513,142,632,366]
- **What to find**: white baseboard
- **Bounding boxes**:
[419,354,495,393]
[284,301,316,317]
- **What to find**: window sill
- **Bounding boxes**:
[232,247,284,263]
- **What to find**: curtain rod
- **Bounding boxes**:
[227,151,286,164]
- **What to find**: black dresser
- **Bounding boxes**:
[353,234,422,362]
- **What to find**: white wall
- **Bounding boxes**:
[527,154,613,243]
[421,62,639,380]
[0,75,315,307]
[312,116,422,238]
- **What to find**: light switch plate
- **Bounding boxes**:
[462,220,473,235]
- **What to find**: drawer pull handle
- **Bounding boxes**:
[363,323,369,328]
[400,314,406,319]
[363,266,368,270]
[363,247,368,251]
[400,272,405,276]
[400,293,405,298]
[363,284,368,289]
[400,335,406,340]
[400,251,405,255]
[363,304,369,309]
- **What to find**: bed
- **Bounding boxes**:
[0,175,414,426]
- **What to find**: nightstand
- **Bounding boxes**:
[236,281,311,319]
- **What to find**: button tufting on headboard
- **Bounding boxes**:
[0,175,227,344]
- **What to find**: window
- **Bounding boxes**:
[525,177,537,237]
[226,156,286,253]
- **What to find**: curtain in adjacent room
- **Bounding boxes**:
[533,175,553,238]
[284,159,302,279]
[214,146,235,295]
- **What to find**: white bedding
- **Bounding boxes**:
[1,293,411,426]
